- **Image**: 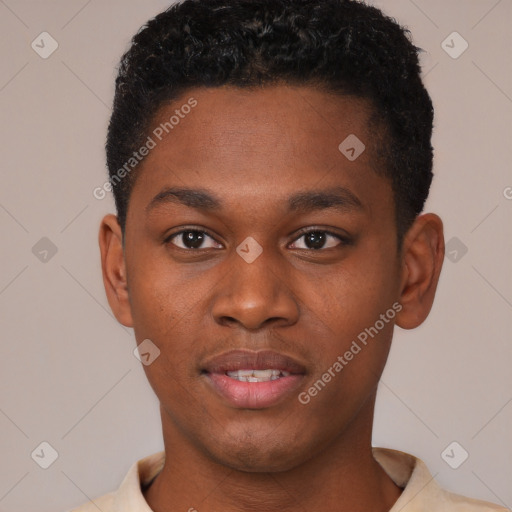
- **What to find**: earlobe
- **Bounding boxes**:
[98,214,134,327]
[395,213,445,330]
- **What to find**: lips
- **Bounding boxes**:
[201,349,307,409]
[202,349,307,375]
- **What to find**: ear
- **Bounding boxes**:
[395,213,445,330]
[98,214,134,327]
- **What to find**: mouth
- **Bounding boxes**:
[202,349,307,375]
[201,349,306,409]
[224,369,292,382]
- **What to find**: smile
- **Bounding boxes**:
[226,369,291,382]
[201,349,306,408]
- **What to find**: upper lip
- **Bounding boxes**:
[202,349,307,374]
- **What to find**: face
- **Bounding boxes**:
[100,85,442,473]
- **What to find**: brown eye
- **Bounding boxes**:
[167,230,222,250]
[289,230,347,250]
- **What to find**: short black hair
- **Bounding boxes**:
[106,0,434,243]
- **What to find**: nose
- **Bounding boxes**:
[210,246,300,331]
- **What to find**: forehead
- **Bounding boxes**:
[130,85,391,217]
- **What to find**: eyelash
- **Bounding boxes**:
[164,227,351,251]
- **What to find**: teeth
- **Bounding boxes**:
[226,369,291,382]
[252,370,273,379]
[237,369,255,377]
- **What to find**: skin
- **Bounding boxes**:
[99,85,444,512]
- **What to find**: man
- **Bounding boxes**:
[73,0,508,510]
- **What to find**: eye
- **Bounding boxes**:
[165,228,350,252]
[289,229,347,250]
[166,229,222,250]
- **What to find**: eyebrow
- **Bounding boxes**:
[146,185,364,215]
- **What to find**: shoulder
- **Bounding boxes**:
[441,489,510,512]
[372,447,510,512]
[64,450,165,512]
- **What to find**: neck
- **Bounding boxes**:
[144,393,402,512]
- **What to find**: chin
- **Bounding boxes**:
[202,427,312,473]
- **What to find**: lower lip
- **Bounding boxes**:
[205,373,304,409]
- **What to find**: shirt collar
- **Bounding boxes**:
[373,447,444,511]
[112,450,165,512]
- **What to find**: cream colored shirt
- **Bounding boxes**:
[70,448,509,512]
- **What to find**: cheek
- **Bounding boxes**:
[127,262,212,385]
[127,255,200,339]
[299,293,397,422]
[308,259,398,343]
[297,249,399,402]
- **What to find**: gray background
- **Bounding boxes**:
[0,1,511,511]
